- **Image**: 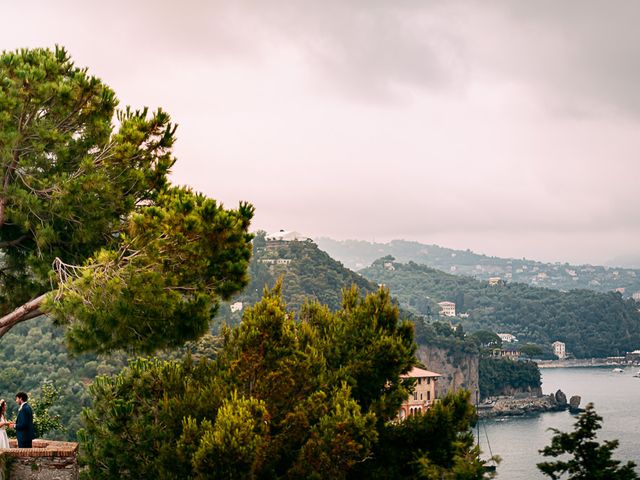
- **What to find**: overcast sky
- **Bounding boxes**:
[3,1,639,265]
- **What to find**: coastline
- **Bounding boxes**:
[537,357,631,369]
[477,389,582,419]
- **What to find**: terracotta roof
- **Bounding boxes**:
[401,366,442,378]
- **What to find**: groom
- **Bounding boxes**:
[12,392,35,448]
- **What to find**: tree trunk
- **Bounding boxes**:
[0,293,47,338]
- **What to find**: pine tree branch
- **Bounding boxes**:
[0,293,48,338]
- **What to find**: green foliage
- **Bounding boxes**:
[519,343,544,359]
[470,330,502,349]
[79,286,487,479]
[242,238,377,311]
[354,390,491,479]
[0,46,254,354]
[478,357,541,399]
[0,316,128,440]
[31,382,64,438]
[362,260,640,358]
[47,187,254,354]
[537,403,639,479]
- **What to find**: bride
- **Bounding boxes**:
[0,400,9,448]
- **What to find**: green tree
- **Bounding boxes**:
[0,47,253,353]
[519,343,544,358]
[537,403,639,479]
[80,286,487,479]
[31,382,64,438]
[470,330,502,348]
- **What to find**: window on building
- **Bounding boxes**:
[427,391,431,400]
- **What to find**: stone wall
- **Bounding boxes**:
[0,440,78,480]
[416,345,479,399]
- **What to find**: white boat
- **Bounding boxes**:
[612,368,624,373]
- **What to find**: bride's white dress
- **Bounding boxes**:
[0,416,9,448]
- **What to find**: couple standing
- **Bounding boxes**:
[0,393,35,448]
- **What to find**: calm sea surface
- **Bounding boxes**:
[477,366,640,478]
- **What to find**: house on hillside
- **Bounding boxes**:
[266,230,309,242]
[552,341,566,359]
[488,277,502,286]
[398,367,441,419]
[491,346,521,360]
[497,333,517,343]
[438,301,456,317]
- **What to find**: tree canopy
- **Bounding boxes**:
[538,403,639,480]
[0,47,253,353]
[362,259,640,358]
[80,286,490,479]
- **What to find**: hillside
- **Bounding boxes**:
[316,238,640,299]
[218,235,380,325]
[360,258,640,358]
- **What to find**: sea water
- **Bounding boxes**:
[477,366,640,478]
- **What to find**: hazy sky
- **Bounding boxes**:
[3,1,639,265]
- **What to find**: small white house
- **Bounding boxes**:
[552,341,566,359]
[266,230,309,241]
[497,333,517,343]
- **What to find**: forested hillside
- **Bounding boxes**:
[317,238,640,298]
[361,258,640,358]
[218,234,379,325]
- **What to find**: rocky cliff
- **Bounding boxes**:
[416,345,479,398]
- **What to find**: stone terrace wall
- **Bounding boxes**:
[0,440,78,480]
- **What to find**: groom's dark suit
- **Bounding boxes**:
[15,402,35,448]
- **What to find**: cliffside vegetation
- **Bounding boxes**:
[479,357,541,399]
[361,258,640,358]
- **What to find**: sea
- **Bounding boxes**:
[477,366,640,478]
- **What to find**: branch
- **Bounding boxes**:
[0,234,29,249]
[0,293,48,339]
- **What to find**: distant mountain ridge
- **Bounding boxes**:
[316,238,640,298]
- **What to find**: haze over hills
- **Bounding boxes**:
[316,238,640,299]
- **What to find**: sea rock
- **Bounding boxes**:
[555,389,567,406]
[569,395,582,413]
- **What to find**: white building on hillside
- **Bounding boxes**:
[438,301,456,317]
[497,333,517,343]
[266,230,309,241]
[552,341,566,359]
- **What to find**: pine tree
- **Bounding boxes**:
[0,47,253,353]
[538,403,639,480]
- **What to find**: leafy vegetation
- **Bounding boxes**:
[80,286,491,479]
[224,232,377,314]
[0,47,254,353]
[479,357,541,399]
[361,259,640,358]
[538,404,639,479]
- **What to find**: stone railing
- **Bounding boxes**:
[0,440,78,480]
